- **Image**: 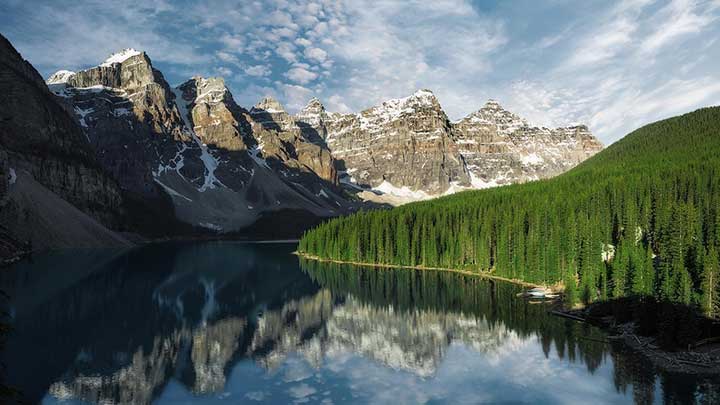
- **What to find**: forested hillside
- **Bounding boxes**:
[299,107,720,313]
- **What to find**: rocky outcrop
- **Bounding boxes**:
[48,49,190,199]
[452,100,604,187]
[249,97,339,185]
[0,34,127,258]
[322,90,470,195]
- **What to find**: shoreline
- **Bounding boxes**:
[293,251,543,289]
[562,307,720,376]
[295,251,720,376]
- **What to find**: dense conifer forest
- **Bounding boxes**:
[299,107,720,312]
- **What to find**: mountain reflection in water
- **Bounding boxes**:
[0,242,717,404]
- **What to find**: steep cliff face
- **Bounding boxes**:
[0,34,128,259]
[322,90,470,196]
[249,96,338,185]
[452,100,604,187]
[48,49,190,199]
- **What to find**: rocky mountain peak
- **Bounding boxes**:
[481,99,504,111]
[251,96,285,114]
[385,88,439,109]
[60,49,156,91]
[301,97,325,114]
[459,99,528,133]
[99,48,142,67]
[360,89,444,125]
[179,76,229,105]
[47,70,76,84]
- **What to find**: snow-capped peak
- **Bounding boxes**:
[483,99,503,109]
[300,97,325,114]
[413,88,436,99]
[456,99,528,133]
[100,48,142,67]
[46,70,75,84]
[368,89,439,117]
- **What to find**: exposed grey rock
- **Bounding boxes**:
[320,89,470,196]
[0,34,126,259]
[243,90,602,205]
[452,100,604,187]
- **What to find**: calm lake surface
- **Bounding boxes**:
[0,242,717,404]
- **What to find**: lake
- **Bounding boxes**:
[0,242,716,404]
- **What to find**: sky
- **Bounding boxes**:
[1,0,719,144]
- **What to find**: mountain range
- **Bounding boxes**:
[0,34,602,260]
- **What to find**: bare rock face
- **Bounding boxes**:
[250,97,339,185]
[452,100,604,187]
[0,34,124,232]
[49,50,190,199]
[295,97,330,142]
[323,89,470,195]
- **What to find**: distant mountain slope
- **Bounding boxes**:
[299,107,720,314]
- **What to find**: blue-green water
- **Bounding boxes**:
[0,242,715,404]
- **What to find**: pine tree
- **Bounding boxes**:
[700,246,719,317]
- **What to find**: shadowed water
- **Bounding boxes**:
[0,242,717,404]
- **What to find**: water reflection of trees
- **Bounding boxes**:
[300,258,720,404]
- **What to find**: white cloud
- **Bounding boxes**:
[281,83,314,111]
[216,66,233,76]
[285,67,318,84]
[304,47,327,63]
[295,37,312,47]
[327,94,352,113]
[244,64,271,77]
[216,51,240,64]
[219,33,245,50]
[267,10,297,30]
[275,42,298,63]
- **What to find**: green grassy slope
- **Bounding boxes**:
[299,107,720,312]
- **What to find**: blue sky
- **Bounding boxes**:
[2,0,719,144]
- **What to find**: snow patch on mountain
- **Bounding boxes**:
[521,153,544,166]
[47,70,75,84]
[248,145,270,169]
[171,87,225,192]
[375,181,434,200]
[100,48,141,67]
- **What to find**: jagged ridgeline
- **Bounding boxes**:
[299,107,720,310]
